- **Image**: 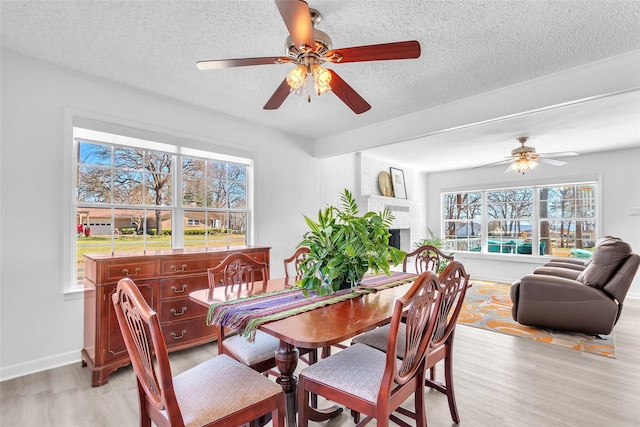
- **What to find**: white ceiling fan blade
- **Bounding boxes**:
[473,159,512,169]
[538,151,579,158]
[538,157,567,166]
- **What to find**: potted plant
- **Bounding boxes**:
[414,227,445,249]
[297,189,406,295]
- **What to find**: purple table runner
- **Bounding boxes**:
[206,271,417,342]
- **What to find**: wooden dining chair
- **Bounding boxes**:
[403,244,454,274]
[208,252,316,376]
[207,253,282,374]
[112,277,285,427]
[283,246,310,280]
[351,261,471,424]
[297,270,443,427]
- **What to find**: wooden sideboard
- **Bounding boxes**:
[81,246,270,386]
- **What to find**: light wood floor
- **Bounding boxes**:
[2,299,639,427]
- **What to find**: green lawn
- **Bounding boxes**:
[76,234,246,263]
[75,234,246,281]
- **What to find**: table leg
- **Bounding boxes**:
[275,341,299,427]
[274,341,343,427]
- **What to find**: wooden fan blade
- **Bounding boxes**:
[196,57,290,70]
[328,69,371,114]
[275,0,315,51]
[538,157,567,166]
[263,78,291,110]
[326,40,421,63]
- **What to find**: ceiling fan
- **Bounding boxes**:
[196,0,421,114]
[476,136,579,174]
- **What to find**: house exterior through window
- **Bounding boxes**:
[74,127,251,284]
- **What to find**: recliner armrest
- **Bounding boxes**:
[542,261,586,271]
[546,257,587,266]
[533,266,581,280]
[519,274,606,301]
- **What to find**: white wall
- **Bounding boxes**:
[425,146,640,297]
[0,51,318,380]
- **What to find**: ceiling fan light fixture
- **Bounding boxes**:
[286,63,332,97]
[311,63,331,95]
[286,64,308,94]
[511,157,538,174]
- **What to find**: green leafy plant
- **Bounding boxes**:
[415,227,445,249]
[298,189,406,296]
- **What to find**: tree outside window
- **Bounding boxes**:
[75,134,250,283]
[442,181,597,257]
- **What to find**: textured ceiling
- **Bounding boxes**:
[2,0,640,170]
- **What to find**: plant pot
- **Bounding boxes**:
[338,281,354,291]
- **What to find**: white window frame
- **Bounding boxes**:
[63,110,254,297]
[441,178,599,259]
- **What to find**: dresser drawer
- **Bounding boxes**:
[241,251,268,263]
[159,275,208,299]
[159,298,209,322]
[105,260,157,282]
[159,257,223,276]
[161,317,216,348]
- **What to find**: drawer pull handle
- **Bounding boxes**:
[171,284,188,294]
[171,264,188,272]
[170,330,187,340]
[170,307,188,317]
[122,267,141,277]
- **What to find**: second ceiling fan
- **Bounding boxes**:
[476,136,579,174]
[196,0,421,114]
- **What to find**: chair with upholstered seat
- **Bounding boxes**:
[208,252,282,374]
[351,261,470,424]
[208,252,316,376]
[297,270,443,427]
[112,277,285,427]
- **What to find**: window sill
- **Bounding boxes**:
[451,251,549,264]
[63,285,85,301]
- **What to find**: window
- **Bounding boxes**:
[74,128,251,284]
[442,192,482,251]
[486,188,534,254]
[539,183,597,257]
[442,181,597,257]
[181,157,248,249]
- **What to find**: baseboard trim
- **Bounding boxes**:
[0,350,80,382]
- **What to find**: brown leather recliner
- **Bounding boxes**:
[510,237,639,335]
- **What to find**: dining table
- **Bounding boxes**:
[189,272,417,427]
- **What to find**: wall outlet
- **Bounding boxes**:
[630,207,640,216]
